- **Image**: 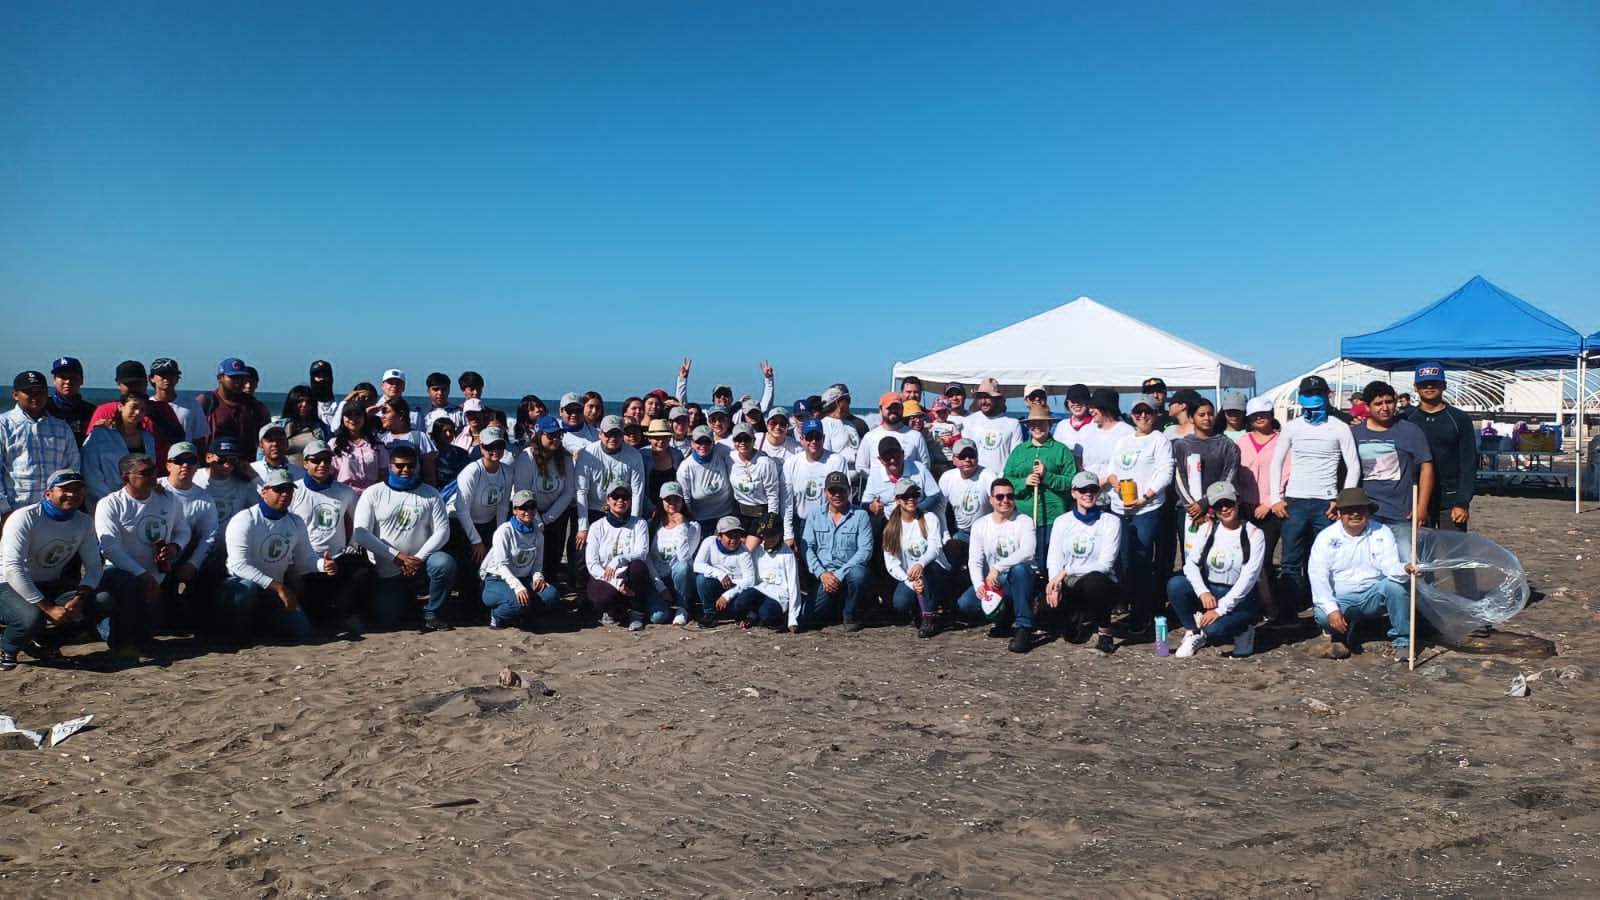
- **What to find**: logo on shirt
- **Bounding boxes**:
[761,568,786,587]
[513,548,535,567]
[1117,448,1141,469]
[485,484,504,506]
[390,505,416,531]
[312,502,338,529]
[1207,549,1230,573]
[958,489,981,514]
[137,514,167,544]
[802,478,821,502]
[703,472,723,493]
[609,532,634,557]
[1071,534,1093,557]
[994,537,1017,559]
[540,474,562,494]
[39,539,75,568]
[733,471,754,495]
[263,533,291,563]
[980,430,1001,449]
[907,537,929,558]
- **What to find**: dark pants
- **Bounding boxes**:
[1166,577,1261,643]
[0,579,111,654]
[543,507,583,591]
[805,564,869,629]
[1278,497,1334,618]
[447,520,497,620]
[97,568,160,649]
[889,560,956,618]
[1118,511,1161,624]
[218,576,313,645]
[696,574,755,623]
[586,559,653,619]
[297,551,376,626]
[1050,571,1119,633]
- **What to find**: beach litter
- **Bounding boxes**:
[1506,673,1529,697]
[0,713,94,750]
[497,666,553,695]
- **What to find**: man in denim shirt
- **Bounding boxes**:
[802,471,872,632]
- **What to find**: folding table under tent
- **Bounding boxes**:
[1340,275,1587,511]
[890,296,1255,401]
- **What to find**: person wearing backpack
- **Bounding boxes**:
[1166,482,1266,658]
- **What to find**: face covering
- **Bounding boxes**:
[303,472,335,492]
[257,498,287,520]
[40,497,74,521]
[511,514,538,534]
[1072,506,1102,525]
[387,470,420,491]
[1298,393,1328,424]
[691,447,714,465]
[604,509,629,528]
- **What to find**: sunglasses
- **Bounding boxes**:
[168,457,199,466]
[825,487,847,495]
[264,484,295,494]
[305,455,333,465]
[1212,500,1237,510]
[991,492,1015,501]
[391,461,417,471]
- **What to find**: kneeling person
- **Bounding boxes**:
[222,470,336,644]
[1306,487,1413,660]
[480,490,561,629]
[0,470,110,669]
[1167,482,1266,658]
[694,515,759,628]
[1045,471,1121,654]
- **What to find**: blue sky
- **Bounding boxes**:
[3,1,1596,403]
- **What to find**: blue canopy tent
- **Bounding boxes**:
[1341,275,1587,511]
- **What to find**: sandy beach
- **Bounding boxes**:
[2,492,1597,898]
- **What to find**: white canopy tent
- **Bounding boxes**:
[891,296,1255,399]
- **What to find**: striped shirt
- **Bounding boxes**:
[1,407,82,516]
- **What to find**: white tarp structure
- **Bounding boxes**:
[1265,357,1576,423]
[891,296,1255,398]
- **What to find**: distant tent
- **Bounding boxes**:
[1341,275,1583,369]
[891,296,1254,398]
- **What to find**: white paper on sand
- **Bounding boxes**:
[0,712,93,749]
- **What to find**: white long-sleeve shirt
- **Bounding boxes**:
[93,489,191,581]
[479,520,547,589]
[967,511,1036,589]
[1182,520,1266,615]
[855,426,931,476]
[821,417,862,471]
[288,478,358,555]
[225,505,320,588]
[938,467,996,533]
[352,482,450,578]
[648,520,701,586]
[1307,520,1409,616]
[781,451,849,539]
[1077,421,1135,489]
[511,451,575,522]
[158,479,221,569]
[194,470,255,530]
[575,441,645,518]
[862,461,943,517]
[1105,430,1174,517]
[676,446,735,522]
[1270,416,1360,503]
[958,411,1021,474]
[1046,511,1121,580]
[583,515,650,586]
[729,451,782,514]
[692,535,758,591]
[751,543,800,627]
[1,504,103,602]
[882,512,950,584]
[452,459,513,539]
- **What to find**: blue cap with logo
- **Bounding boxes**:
[50,356,83,375]
[211,437,242,457]
[1414,361,1446,384]
[217,357,249,377]
[533,414,562,434]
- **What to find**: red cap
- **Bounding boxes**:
[878,391,902,408]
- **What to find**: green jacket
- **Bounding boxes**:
[1002,438,1077,527]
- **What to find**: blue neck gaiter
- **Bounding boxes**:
[511,516,538,534]
[303,473,335,492]
[387,471,420,491]
[257,499,288,520]
[1072,506,1102,525]
[40,498,74,522]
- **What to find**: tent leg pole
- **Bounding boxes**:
[1578,355,1586,514]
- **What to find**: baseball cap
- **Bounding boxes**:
[711,383,732,396]
[217,357,248,377]
[1414,361,1446,384]
[877,438,904,458]
[1024,383,1046,399]
[659,481,684,500]
[150,357,181,376]
[690,425,713,442]
[1089,388,1119,413]
[382,368,407,383]
[975,377,1001,397]
[1205,482,1239,506]
[606,483,633,499]
[559,392,582,409]
[533,414,562,434]
[878,391,901,408]
[800,418,824,436]
[824,471,850,492]
[302,439,332,458]
[765,406,790,423]
[929,396,950,411]
[210,437,241,457]
[599,415,624,435]
[167,441,200,462]
[1071,471,1100,491]
[461,397,484,413]
[791,398,813,417]
[310,359,333,376]
[258,468,294,489]
[951,437,977,457]
[731,423,755,441]
[1298,375,1331,396]
[943,381,966,396]
[1245,396,1274,416]
[666,405,689,421]
[50,356,83,375]
[706,404,732,420]
[1142,377,1167,393]
[47,468,86,488]
[258,420,288,439]
[13,370,46,391]
[1221,391,1248,413]
[893,479,921,498]
[1130,394,1162,413]
[902,400,924,417]
[480,425,508,446]
[115,360,147,385]
[715,515,744,534]
[511,489,538,508]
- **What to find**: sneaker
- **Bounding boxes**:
[1008,627,1031,654]
[599,612,618,627]
[1091,632,1117,655]
[843,620,865,633]
[22,641,62,663]
[0,650,16,671]
[917,617,939,640]
[341,614,366,636]
[1227,625,1255,658]
[671,611,688,627]
[1307,634,1351,660]
[628,612,645,632]
[421,617,455,633]
[987,621,1010,639]
[1119,619,1153,638]
[1174,630,1207,658]
[698,615,717,629]
[488,616,506,630]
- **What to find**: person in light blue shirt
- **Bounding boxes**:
[801,471,873,632]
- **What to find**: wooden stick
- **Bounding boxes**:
[1409,483,1419,672]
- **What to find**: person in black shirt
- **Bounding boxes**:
[1404,361,1476,531]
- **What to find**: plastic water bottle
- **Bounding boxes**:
[1154,616,1170,656]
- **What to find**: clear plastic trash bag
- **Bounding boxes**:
[1396,526,1530,640]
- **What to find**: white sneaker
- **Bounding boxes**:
[1175,630,1207,658]
[600,612,617,627]
[1230,625,1255,657]
[672,611,688,627]
[627,612,645,632]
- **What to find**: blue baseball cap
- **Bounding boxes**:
[792,398,813,417]
[800,417,825,436]
[1414,361,1446,384]
[50,356,83,375]
[533,414,562,434]
[217,357,248,377]
[211,437,241,457]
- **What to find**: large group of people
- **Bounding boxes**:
[0,354,1480,670]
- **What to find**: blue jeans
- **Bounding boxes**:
[373,552,458,628]
[0,579,111,654]
[1166,576,1261,643]
[219,576,314,644]
[890,560,955,616]
[695,574,757,622]
[1279,497,1333,615]
[1313,579,1410,647]
[96,568,159,648]
[804,564,868,628]
[1118,511,1161,622]
[955,563,1037,629]
[667,559,699,618]
[481,578,561,625]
